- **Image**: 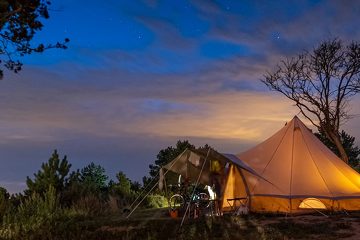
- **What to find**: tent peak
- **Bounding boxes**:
[287,116,313,133]
[291,115,302,123]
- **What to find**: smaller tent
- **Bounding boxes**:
[161,149,225,186]
[161,148,269,211]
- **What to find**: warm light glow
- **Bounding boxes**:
[121,91,298,141]
[299,198,326,209]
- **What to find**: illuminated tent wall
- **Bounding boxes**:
[236,116,360,213]
[220,159,249,211]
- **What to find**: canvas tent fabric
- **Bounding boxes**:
[220,164,249,211]
[234,116,360,213]
[161,149,227,186]
[161,148,264,187]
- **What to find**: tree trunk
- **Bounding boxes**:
[328,131,349,164]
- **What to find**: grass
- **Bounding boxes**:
[53,209,358,240]
[2,206,358,239]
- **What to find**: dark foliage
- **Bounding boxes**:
[25,149,71,196]
[110,171,131,196]
[0,187,10,219]
[0,0,69,78]
[80,162,108,191]
[316,129,360,168]
[62,163,109,205]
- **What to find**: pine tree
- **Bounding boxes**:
[80,162,108,190]
[315,130,360,168]
[26,150,71,195]
[109,171,132,197]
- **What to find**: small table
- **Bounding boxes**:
[226,197,248,215]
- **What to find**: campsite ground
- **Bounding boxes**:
[68,208,360,239]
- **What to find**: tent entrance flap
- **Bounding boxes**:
[221,165,248,210]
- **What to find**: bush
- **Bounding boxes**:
[71,194,108,216]
[144,194,168,209]
[0,188,10,221]
[0,186,56,239]
[0,186,87,240]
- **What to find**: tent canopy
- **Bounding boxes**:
[162,148,264,186]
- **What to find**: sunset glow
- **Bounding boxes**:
[1,0,359,193]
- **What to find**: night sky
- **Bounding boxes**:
[1,0,360,193]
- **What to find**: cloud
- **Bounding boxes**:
[2,60,360,193]
[120,91,297,141]
[0,65,298,193]
[2,0,360,193]
[0,65,292,141]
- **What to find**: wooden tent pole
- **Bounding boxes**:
[180,149,211,228]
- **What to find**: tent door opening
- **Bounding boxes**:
[298,198,326,209]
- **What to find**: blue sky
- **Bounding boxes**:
[1,0,360,192]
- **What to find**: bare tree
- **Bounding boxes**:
[262,39,360,164]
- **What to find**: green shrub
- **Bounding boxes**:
[0,186,55,239]
[144,194,168,209]
[0,186,87,240]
